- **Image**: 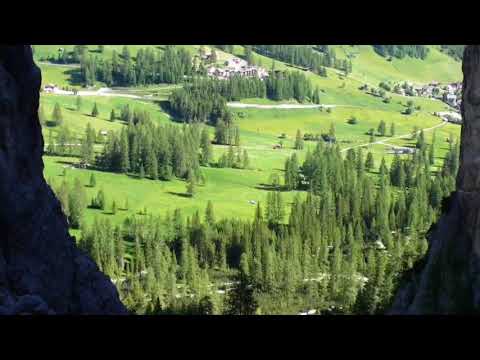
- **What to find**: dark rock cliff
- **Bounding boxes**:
[390,45,480,314]
[0,45,127,314]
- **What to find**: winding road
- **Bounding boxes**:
[340,118,449,153]
[226,102,339,110]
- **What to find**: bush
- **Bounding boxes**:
[347,116,358,125]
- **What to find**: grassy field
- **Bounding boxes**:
[333,45,462,85]
[40,93,171,139]
[37,44,463,231]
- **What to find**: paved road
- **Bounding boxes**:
[37,61,80,68]
[227,102,341,110]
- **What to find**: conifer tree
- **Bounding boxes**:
[76,96,82,112]
[91,102,99,117]
[205,200,215,226]
[200,127,212,166]
[186,171,196,197]
[89,173,96,188]
[365,152,375,172]
[52,102,63,126]
[110,109,116,122]
[294,129,304,150]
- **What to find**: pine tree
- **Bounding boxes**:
[378,120,386,137]
[200,127,212,166]
[76,96,82,112]
[68,178,87,229]
[224,270,258,315]
[89,173,96,188]
[186,171,196,197]
[294,129,304,150]
[110,109,116,122]
[52,102,63,126]
[365,152,375,171]
[390,122,395,137]
[111,200,117,215]
[205,200,215,225]
[91,102,99,117]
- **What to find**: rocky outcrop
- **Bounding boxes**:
[390,45,480,314]
[0,45,127,314]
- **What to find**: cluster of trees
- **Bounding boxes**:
[96,116,204,182]
[80,45,193,87]
[265,71,319,103]
[253,45,351,75]
[440,45,465,61]
[168,73,318,128]
[217,145,250,169]
[403,100,421,115]
[50,177,87,229]
[77,134,458,314]
[373,45,430,60]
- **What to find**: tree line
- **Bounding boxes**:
[252,45,351,75]
[373,45,430,60]
[80,45,193,87]
[72,131,458,314]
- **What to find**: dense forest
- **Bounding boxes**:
[372,45,430,60]
[440,45,465,61]
[168,74,319,124]
[252,45,351,75]
[48,123,459,314]
[96,114,205,181]
[79,45,193,87]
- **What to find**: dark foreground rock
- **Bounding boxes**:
[390,45,480,314]
[0,45,127,314]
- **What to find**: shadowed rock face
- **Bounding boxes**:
[0,45,127,314]
[390,45,480,314]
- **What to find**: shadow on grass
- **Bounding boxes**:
[255,183,289,192]
[167,191,192,198]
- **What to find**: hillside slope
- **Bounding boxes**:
[334,45,462,85]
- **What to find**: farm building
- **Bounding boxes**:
[387,146,416,155]
[207,57,269,80]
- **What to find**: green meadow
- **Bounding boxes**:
[37,44,462,230]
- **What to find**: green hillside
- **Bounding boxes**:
[35,44,464,314]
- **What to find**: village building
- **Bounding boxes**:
[435,111,462,124]
[43,84,58,93]
[207,57,269,80]
[388,146,416,155]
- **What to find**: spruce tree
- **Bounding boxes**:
[110,109,116,122]
[186,171,196,197]
[91,102,99,117]
[294,129,304,150]
[200,127,212,166]
[89,173,96,188]
[205,200,215,226]
[76,96,82,112]
[52,102,63,126]
[365,152,375,172]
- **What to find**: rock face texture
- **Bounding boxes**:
[0,45,127,314]
[390,45,480,314]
